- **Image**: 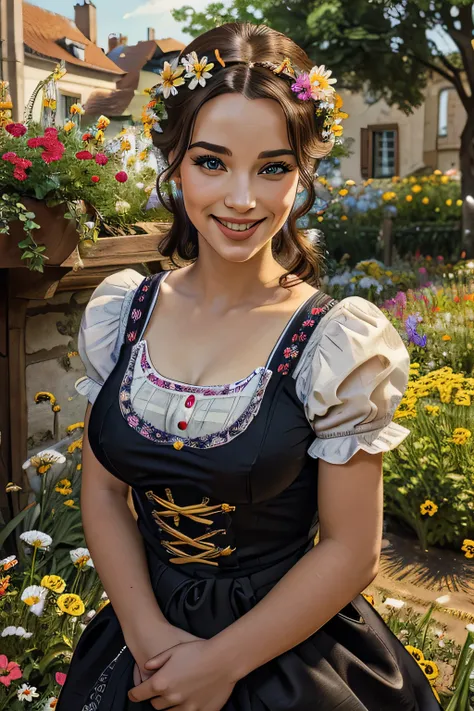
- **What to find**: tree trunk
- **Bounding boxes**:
[460,115,474,257]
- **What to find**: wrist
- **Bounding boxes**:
[123,619,175,663]
[206,631,252,683]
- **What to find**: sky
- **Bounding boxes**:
[26,0,213,50]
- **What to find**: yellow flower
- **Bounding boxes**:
[63,121,75,132]
[345,179,356,186]
[331,123,344,137]
[63,499,75,508]
[454,390,471,406]
[442,334,451,341]
[95,129,105,143]
[340,215,348,221]
[77,463,82,471]
[424,405,440,416]
[382,191,396,201]
[66,422,84,434]
[451,427,471,445]
[433,169,442,176]
[41,574,66,593]
[52,405,61,413]
[461,538,474,558]
[317,216,324,222]
[121,139,132,152]
[34,391,56,406]
[456,199,463,206]
[68,437,83,454]
[441,175,449,184]
[339,188,348,196]
[362,593,375,606]
[406,195,413,202]
[138,150,148,161]
[446,198,453,206]
[127,155,136,167]
[57,593,85,617]
[420,499,438,516]
[422,197,429,205]
[96,115,110,130]
[43,98,57,110]
[69,103,85,115]
[155,60,185,99]
[418,659,439,681]
[411,185,422,193]
[405,646,425,663]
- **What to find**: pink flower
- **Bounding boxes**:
[13,167,28,181]
[27,137,41,148]
[55,671,67,687]
[0,655,22,687]
[291,73,312,101]
[115,171,128,183]
[15,157,32,170]
[2,152,17,162]
[44,127,58,137]
[418,267,427,274]
[5,123,27,138]
[95,153,108,166]
[75,150,93,160]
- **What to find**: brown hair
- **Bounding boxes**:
[152,22,334,288]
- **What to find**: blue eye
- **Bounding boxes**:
[192,155,224,171]
[260,162,294,175]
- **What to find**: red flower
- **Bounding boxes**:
[115,171,128,183]
[0,655,22,687]
[95,153,108,166]
[15,157,32,170]
[2,151,17,162]
[44,127,58,137]
[55,671,67,687]
[82,132,93,142]
[5,123,27,138]
[27,130,64,163]
[13,168,28,181]
[76,150,93,160]
[27,137,41,148]
[91,175,100,183]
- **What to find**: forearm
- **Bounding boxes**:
[81,486,171,664]
[208,538,377,681]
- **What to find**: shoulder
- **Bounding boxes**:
[75,269,145,403]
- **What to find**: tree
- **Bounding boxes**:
[173,0,474,254]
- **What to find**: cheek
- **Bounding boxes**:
[181,168,217,214]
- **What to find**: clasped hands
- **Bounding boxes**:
[128,627,237,711]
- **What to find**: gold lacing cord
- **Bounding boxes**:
[146,488,236,566]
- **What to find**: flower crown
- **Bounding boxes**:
[142,50,348,144]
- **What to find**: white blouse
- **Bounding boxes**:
[75,268,411,464]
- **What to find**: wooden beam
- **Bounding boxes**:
[61,230,172,269]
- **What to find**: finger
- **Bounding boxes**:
[128,672,166,704]
[144,648,174,670]
[151,697,179,710]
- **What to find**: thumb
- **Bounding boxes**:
[144,648,173,670]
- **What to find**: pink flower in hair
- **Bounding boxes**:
[291,73,312,101]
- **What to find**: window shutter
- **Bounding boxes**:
[360,128,369,179]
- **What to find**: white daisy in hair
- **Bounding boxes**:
[17,683,40,701]
[155,60,185,99]
[19,530,52,550]
[308,64,337,102]
[70,547,94,568]
[181,51,215,90]
[21,585,48,616]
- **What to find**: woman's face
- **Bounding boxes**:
[176,93,300,263]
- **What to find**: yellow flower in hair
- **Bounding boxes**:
[214,48,226,67]
[331,123,343,137]
[181,52,214,90]
[274,57,295,76]
[156,60,185,99]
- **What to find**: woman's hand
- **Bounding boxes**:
[128,639,236,710]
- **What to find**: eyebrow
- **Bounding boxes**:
[187,141,295,159]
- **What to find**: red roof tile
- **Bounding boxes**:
[23,2,124,75]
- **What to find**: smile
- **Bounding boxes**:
[212,216,266,232]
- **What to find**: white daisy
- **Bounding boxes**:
[308,64,337,101]
[44,698,58,711]
[1,626,33,638]
[17,683,40,701]
[70,547,94,568]
[20,530,52,550]
[154,60,185,99]
[181,51,214,90]
[22,449,66,472]
[21,585,48,616]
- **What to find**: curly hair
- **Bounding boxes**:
[152,22,333,287]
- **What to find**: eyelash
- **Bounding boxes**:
[191,154,295,175]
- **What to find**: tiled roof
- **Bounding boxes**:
[84,87,134,117]
[23,2,124,75]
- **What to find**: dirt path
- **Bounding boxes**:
[363,533,474,644]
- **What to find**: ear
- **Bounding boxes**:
[168,148,181,184]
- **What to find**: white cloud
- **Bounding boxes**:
[123,0,208,19]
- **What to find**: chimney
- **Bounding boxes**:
[74,0,97,45]
[147,27,155,41]
[108,33,119,53]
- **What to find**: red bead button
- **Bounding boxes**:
[178,421,188,430]
[185,395,195,408]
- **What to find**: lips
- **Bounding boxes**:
[211,215,266,241]
[212,216,266,231]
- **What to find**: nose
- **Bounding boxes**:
[224,174,257,213]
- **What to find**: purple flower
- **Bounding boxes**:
[405,314,427,347]
[291,73,312,101]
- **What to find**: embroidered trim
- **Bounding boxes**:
[277,297,337,376]
[81,645,127,711]
[140,340,268,395]
[119,342,273,449]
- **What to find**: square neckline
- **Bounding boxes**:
[137,270,320,390]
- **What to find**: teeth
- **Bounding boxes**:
[219,219,258,231]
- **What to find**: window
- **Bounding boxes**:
[438,88,450,137]
[360,124,399,179]
[59,94,81,124]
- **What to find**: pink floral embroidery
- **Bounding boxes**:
[291,333,299,343]
[127,331,137,342]
[131,308,142,322]
[302,319,315,328]
[311,307,325,315]
[127,414,139,427]
[138,295,145,302]
[278,363,290,374]
[299,332,307,342]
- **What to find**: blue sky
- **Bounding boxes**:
[27,0,212,49]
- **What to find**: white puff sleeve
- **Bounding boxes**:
[294,296,410,464]
[75,268,145,404]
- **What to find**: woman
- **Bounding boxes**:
[57,22,441,711]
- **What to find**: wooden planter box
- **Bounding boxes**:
[0,198,79,268]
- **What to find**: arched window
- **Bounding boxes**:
[438,88,450,137]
